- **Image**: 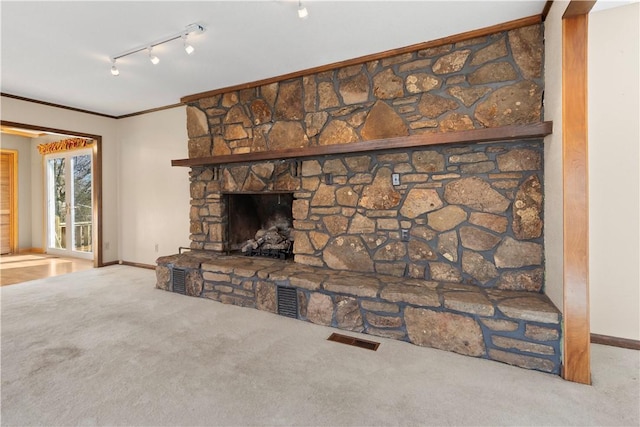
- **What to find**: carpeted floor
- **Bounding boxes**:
[1,265,638,426]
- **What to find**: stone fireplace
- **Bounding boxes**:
[157,22,562,374]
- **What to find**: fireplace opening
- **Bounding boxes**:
[226,192,294,258]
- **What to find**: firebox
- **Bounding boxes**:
[226,192,294,258]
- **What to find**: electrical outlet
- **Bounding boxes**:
[401,229,410,241]
[154,243,159,253]
[392,173,400,186]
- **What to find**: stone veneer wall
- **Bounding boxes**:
[185,24,545,286]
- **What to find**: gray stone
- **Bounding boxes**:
[498,296,560,324]
[462,250,498,284]
[444,291,495,316]
[335,297,364,331]
[380,284,440,307]
[255,281,277,313]
[492,336,555,355]
[488,349,555,373]
[307,292,333,326]
[405,307,485,357]
[525,325,560,341]
[480,318,519,332]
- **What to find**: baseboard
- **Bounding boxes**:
[101,260,119,267]
[120,261,156,270]
[591,333,640,350]
[19,248,45,254]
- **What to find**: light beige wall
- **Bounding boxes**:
[543,1,569,312]
[0,134,32,250]
[588,3,640,341]
[1,96,119,262]
[117,106,190,266]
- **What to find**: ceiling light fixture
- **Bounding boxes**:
[110,59,120,76]
[109,23,206,75]
[298,0,308,19]
[148,47,160,65]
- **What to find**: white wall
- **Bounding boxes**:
[543,1,569,312]
[118,106,190,265]
[1,96,119,263]
[0,134,33,250]
[588,3,640,340]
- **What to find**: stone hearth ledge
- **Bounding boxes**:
[156,252,561,374]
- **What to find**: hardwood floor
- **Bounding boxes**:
[0,253,93,286]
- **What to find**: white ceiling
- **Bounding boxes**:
[1,1,551,118]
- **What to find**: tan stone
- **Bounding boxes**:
[348,213,376,234]
[242,172,265,192]
[221,92,238,107]
[212,136,231,156]
[488,349,555,372]
[275,80,304,120]
[324,273,379,297]
[492,336,555,355]
[462,250,498,284]
[155,265,171,290]
[436,230,459,262]
[497,268,543,292]
[418,44,452,58]
[310,184,336,207]
[186,106,209,138]
[366,312,403,328]
[447,86,492,107]
[497,148,541,172]
[319,120,359,146]
[400,188,443,218]
[461,161,495,174]
[360,100,408,140]
[377,218,399,230]
[439,112,475,132]
[224,105,251,126]
[373,69,404,99]
[269,121,308,150]
[188,136,212,158]
[303,75,316,112]
[407,227,435,242]
[513,175,543,239]
[251,162,274,180]
[405,73,441,93]
[323,159,348,175]
[412,150,445,172]
[469,212,508,233]
[293,232,314,255]
[408,240,438,262]
[335,187,358,207]
[292,199,309,220]
[405,307,485,356]
[475,81,543,127]
[427,205,467,231]
[309,231,330,250]
[508,24,543,79]
[323,215,349,236]
[360,167,402,210]
[304,112,328,138]
[468,62,518,85]
[381,284,439,307]
[339,72,369,105]
[295,254,325,268]
[318,81,341,109]
[525,325,560,341]
[344,156,371,172]
[398,59,432,73]
[459,226,501,251]
[250,99,272,125]
[255,281,277,313]
[307,292,333,326]
[444,291,495,316]
[432,49,471,74]
[261,83,278,107]
[198,95,220,109]
[494,237,542,268]
[498,296,560,324]
[480,318,518,332]
[336,297,364,331]
[373,241,406,261]
[323,236,375,273]
[361,300,399,313]
[185,270,204,297]
[417,93,459,119]
[470,38,508,66]
[444,177,510,213]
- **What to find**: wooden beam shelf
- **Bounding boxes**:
[172,122,552,168]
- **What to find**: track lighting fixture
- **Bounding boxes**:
[110,59,119,76]
[298,0,308,19]
[109,23,206,76]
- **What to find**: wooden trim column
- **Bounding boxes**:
[562,1,595,385]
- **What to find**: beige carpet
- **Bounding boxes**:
[1,265,638,426]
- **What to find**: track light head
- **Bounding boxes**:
[110,59,119,76]
[183,35,195,55]
[298,1,308,19]
[148,47,160,65]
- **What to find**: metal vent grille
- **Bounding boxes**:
[172,268,186,295]
[327,333,380,351]
[277,286,298,318]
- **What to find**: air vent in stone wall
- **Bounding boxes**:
[172,268,186,295]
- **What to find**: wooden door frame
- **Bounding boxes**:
[1,120,103,268]
[1,149,19,254]
[562,0,596,384]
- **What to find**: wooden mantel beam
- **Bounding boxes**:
[172,122,552,168]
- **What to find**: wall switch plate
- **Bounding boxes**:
[401,229,410,241]
[392,173,400,186]
[325,173,333,185]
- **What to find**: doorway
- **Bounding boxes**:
[45,149,93,260]
[1,150,18,254]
